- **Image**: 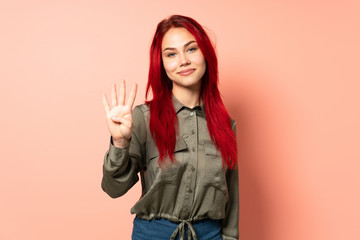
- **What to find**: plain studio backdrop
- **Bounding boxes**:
[1,1,359,239]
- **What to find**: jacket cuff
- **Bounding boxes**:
[222,234,238,240]
[104,137,131,171]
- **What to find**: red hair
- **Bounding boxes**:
[145,15,237,169]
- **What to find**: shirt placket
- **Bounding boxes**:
[180,109,199,219]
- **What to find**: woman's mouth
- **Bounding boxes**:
[178,68,195,76]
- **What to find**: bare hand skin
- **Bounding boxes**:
[102,80,138,148]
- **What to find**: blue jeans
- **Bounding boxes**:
[132,216,222,240]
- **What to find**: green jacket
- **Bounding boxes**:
[102,94,239,240]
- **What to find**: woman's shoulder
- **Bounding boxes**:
[132,103,150,127]
[133,102,150,113]
[229,117,236,133]
[229,116,236,126]
[131,103,149,143]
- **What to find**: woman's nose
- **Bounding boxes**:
[179,53,191,67]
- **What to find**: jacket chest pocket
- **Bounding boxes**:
[204,142,227,191]
[145,136,189,185]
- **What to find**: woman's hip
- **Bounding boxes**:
[131,216,222,240]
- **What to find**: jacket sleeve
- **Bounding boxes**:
[101,106,147,198]
[221,120,239,240]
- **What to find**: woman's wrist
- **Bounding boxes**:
[112,138,130,148]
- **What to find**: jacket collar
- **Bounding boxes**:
[171,94,205,115]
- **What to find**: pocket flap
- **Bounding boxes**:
[205,142,221,156]
[175,135,188,152]
[147,140,159,159]
[147,135,188,159]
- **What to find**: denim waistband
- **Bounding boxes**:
[132,216,221,240]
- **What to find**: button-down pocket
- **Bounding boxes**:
[204,142,227,192]
[146,136,189,185]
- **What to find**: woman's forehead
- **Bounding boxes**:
[162,28,197,50]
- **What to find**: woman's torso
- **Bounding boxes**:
[129,95,233,222]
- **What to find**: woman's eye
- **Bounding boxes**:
[187,47,197,52]
[166,52,176,57]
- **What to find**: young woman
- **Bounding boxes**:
[101,15,238,240]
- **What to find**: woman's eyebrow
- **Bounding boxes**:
[163,40,197,52]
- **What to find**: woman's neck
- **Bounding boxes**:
[172,87,202,108]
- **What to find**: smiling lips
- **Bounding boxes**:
[178,68,195,76]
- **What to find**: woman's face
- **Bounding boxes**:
[161,27,206,92]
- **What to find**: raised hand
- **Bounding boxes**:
[102,80,138,148]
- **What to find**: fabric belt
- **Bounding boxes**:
[170,219,197,240]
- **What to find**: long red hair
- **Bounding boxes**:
[145,15,237,169]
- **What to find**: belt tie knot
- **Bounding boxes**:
[170,219,197,240]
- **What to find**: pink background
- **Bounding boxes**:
[1,0,359,239]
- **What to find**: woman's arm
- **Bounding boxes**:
[101,106,147,198]
[221,120,239,240]
[221,166,239,239]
